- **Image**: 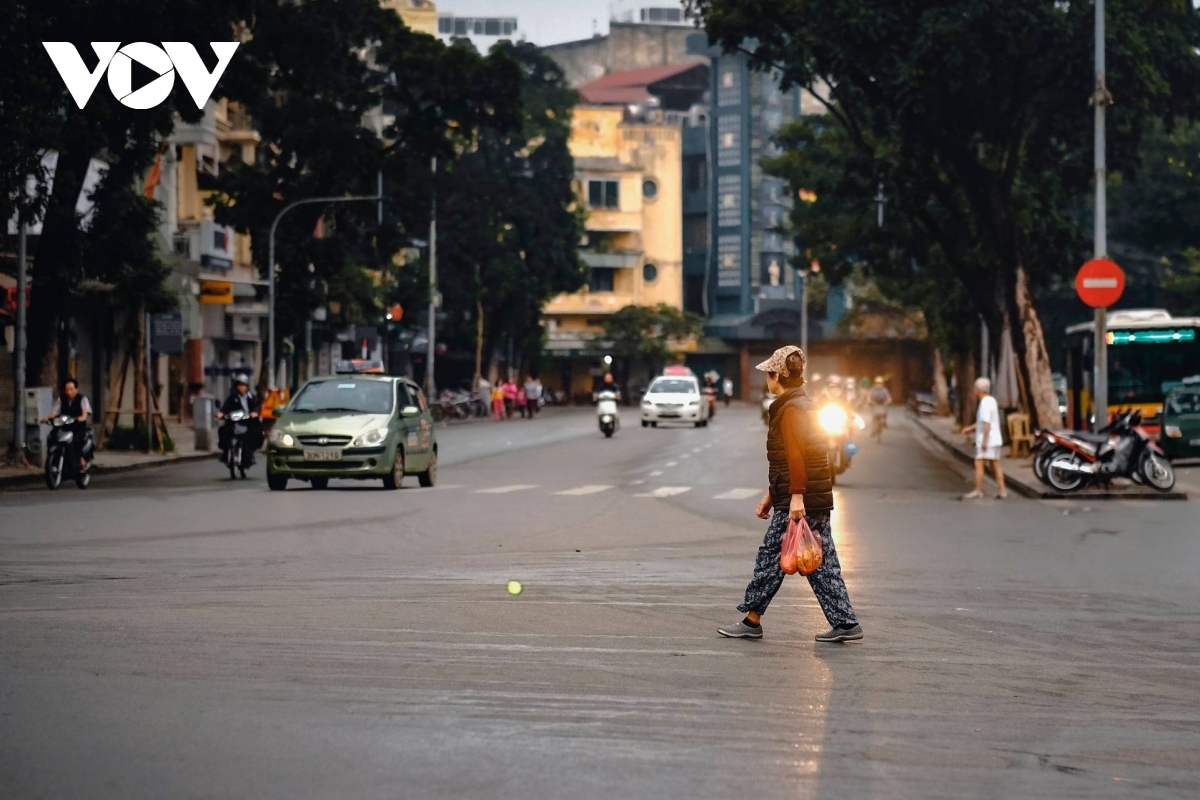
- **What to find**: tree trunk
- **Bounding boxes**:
[957,347,977,426]
[932,347,951,416]
[474,300,484,394]
[1012,267,1061,429]
[135,310,147,432]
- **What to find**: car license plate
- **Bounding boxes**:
[303,448,342,462]
[660,413,680,418]
[1190,438,1200,446]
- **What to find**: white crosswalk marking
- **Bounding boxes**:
[635,486,692,499]
[476,485,538,494]
[714,488,761,500]
[554,485,614,496]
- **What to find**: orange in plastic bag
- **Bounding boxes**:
[780,517,824,577]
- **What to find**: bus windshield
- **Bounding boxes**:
[1108,342,1200,404]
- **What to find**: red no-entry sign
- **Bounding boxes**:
[1075,258,1125,308]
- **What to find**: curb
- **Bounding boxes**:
[907,413,1188,501]
[0,452,216,490]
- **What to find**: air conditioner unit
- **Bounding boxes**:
[173,234,192,259]
[200,220,235,270]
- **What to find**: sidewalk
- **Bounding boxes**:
[0,420,214,489]
[909,412,1189,500]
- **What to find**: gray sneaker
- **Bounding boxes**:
[815,624,863,643]
[718,620,763,639]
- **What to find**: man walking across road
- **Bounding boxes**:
[524,376,542,419]
[961,377,1007,500]
[719,345,863,644]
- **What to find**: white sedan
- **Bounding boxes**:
[640,376,711,428]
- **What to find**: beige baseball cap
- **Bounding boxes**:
[755,345,804,377]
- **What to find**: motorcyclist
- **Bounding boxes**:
[43,378,92,471]
[868,376,892,409]
[217,374,261,463]
[594,372,621,402]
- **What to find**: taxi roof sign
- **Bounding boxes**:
[335,359,385,374]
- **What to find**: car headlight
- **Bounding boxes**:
[352,427,389,447]
[818,404,848,434]
[687,400,700,406]
[269,429,294,448]
[1165,424,1183,438]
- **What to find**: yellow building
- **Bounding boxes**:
[384,0,439,36]
[542,104,683,399]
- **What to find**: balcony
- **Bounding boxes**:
[586,208,642,232]
[545,292,636,315]
[580,251,640,269]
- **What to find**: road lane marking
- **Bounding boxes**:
[649,470,663,477]
[629,480,645,486]
[635,486,691,498]
[476,485,538,494]
[692,447,703,453]
[665,461,678,467]
[680,453,691,459]
[713,488,760,500]
[554,485,614,496]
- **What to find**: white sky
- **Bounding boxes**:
[435,0,690,46]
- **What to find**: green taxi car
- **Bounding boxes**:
[266,374,437,491]
[1161,385,1200,461]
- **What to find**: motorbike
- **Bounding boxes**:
[44,414,94,490]
[1044,410,1176,492]
[817,402,863,484]
[907,391,938,417]
[596,389,620,438]
[221,409,256,480]
[869,406,887,442]
[703,385,717,419]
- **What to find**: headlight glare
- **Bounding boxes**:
[269,429,294,447]
[818,405,848,434]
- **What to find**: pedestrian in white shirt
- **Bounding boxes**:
[960,377,1008,500]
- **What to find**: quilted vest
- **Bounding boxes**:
[766,387,834,512]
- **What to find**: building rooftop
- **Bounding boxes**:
[578,61,708,107]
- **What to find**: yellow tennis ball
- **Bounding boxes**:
[506,580,524,596]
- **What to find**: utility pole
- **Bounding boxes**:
[267,172,383,389]
[874,182,886,229]
[426,157,438,400]
[145,311,153,452]
[1092,0,1110,432]
[798,269,808,375]
[13,209,27,462]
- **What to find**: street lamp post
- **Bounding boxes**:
[426,157,438,400]
[1092,0,1110,431]
[266,173,382,387]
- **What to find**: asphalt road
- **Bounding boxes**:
[2,405,1199,799]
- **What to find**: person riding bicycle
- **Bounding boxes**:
[867,376,892,438]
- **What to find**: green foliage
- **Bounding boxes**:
[1,1,250,381]
[436,41,587,369]
[693,0,1200,414]
[210,0,525,350]
[594,304,705,372]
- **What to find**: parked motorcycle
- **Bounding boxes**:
[907,391,938,417]
[1044,410,1176,492]
[596,389,620,438]
[44,414,94,490]
[817,402,863,484]
[221,409,256,480]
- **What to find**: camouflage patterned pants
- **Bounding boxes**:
[737,510,858,627]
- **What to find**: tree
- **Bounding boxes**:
[691,0,1200,426]
[1,1,252,387]
[209,0,526,381]
[593,304,704,396]
[436,41,586,383]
